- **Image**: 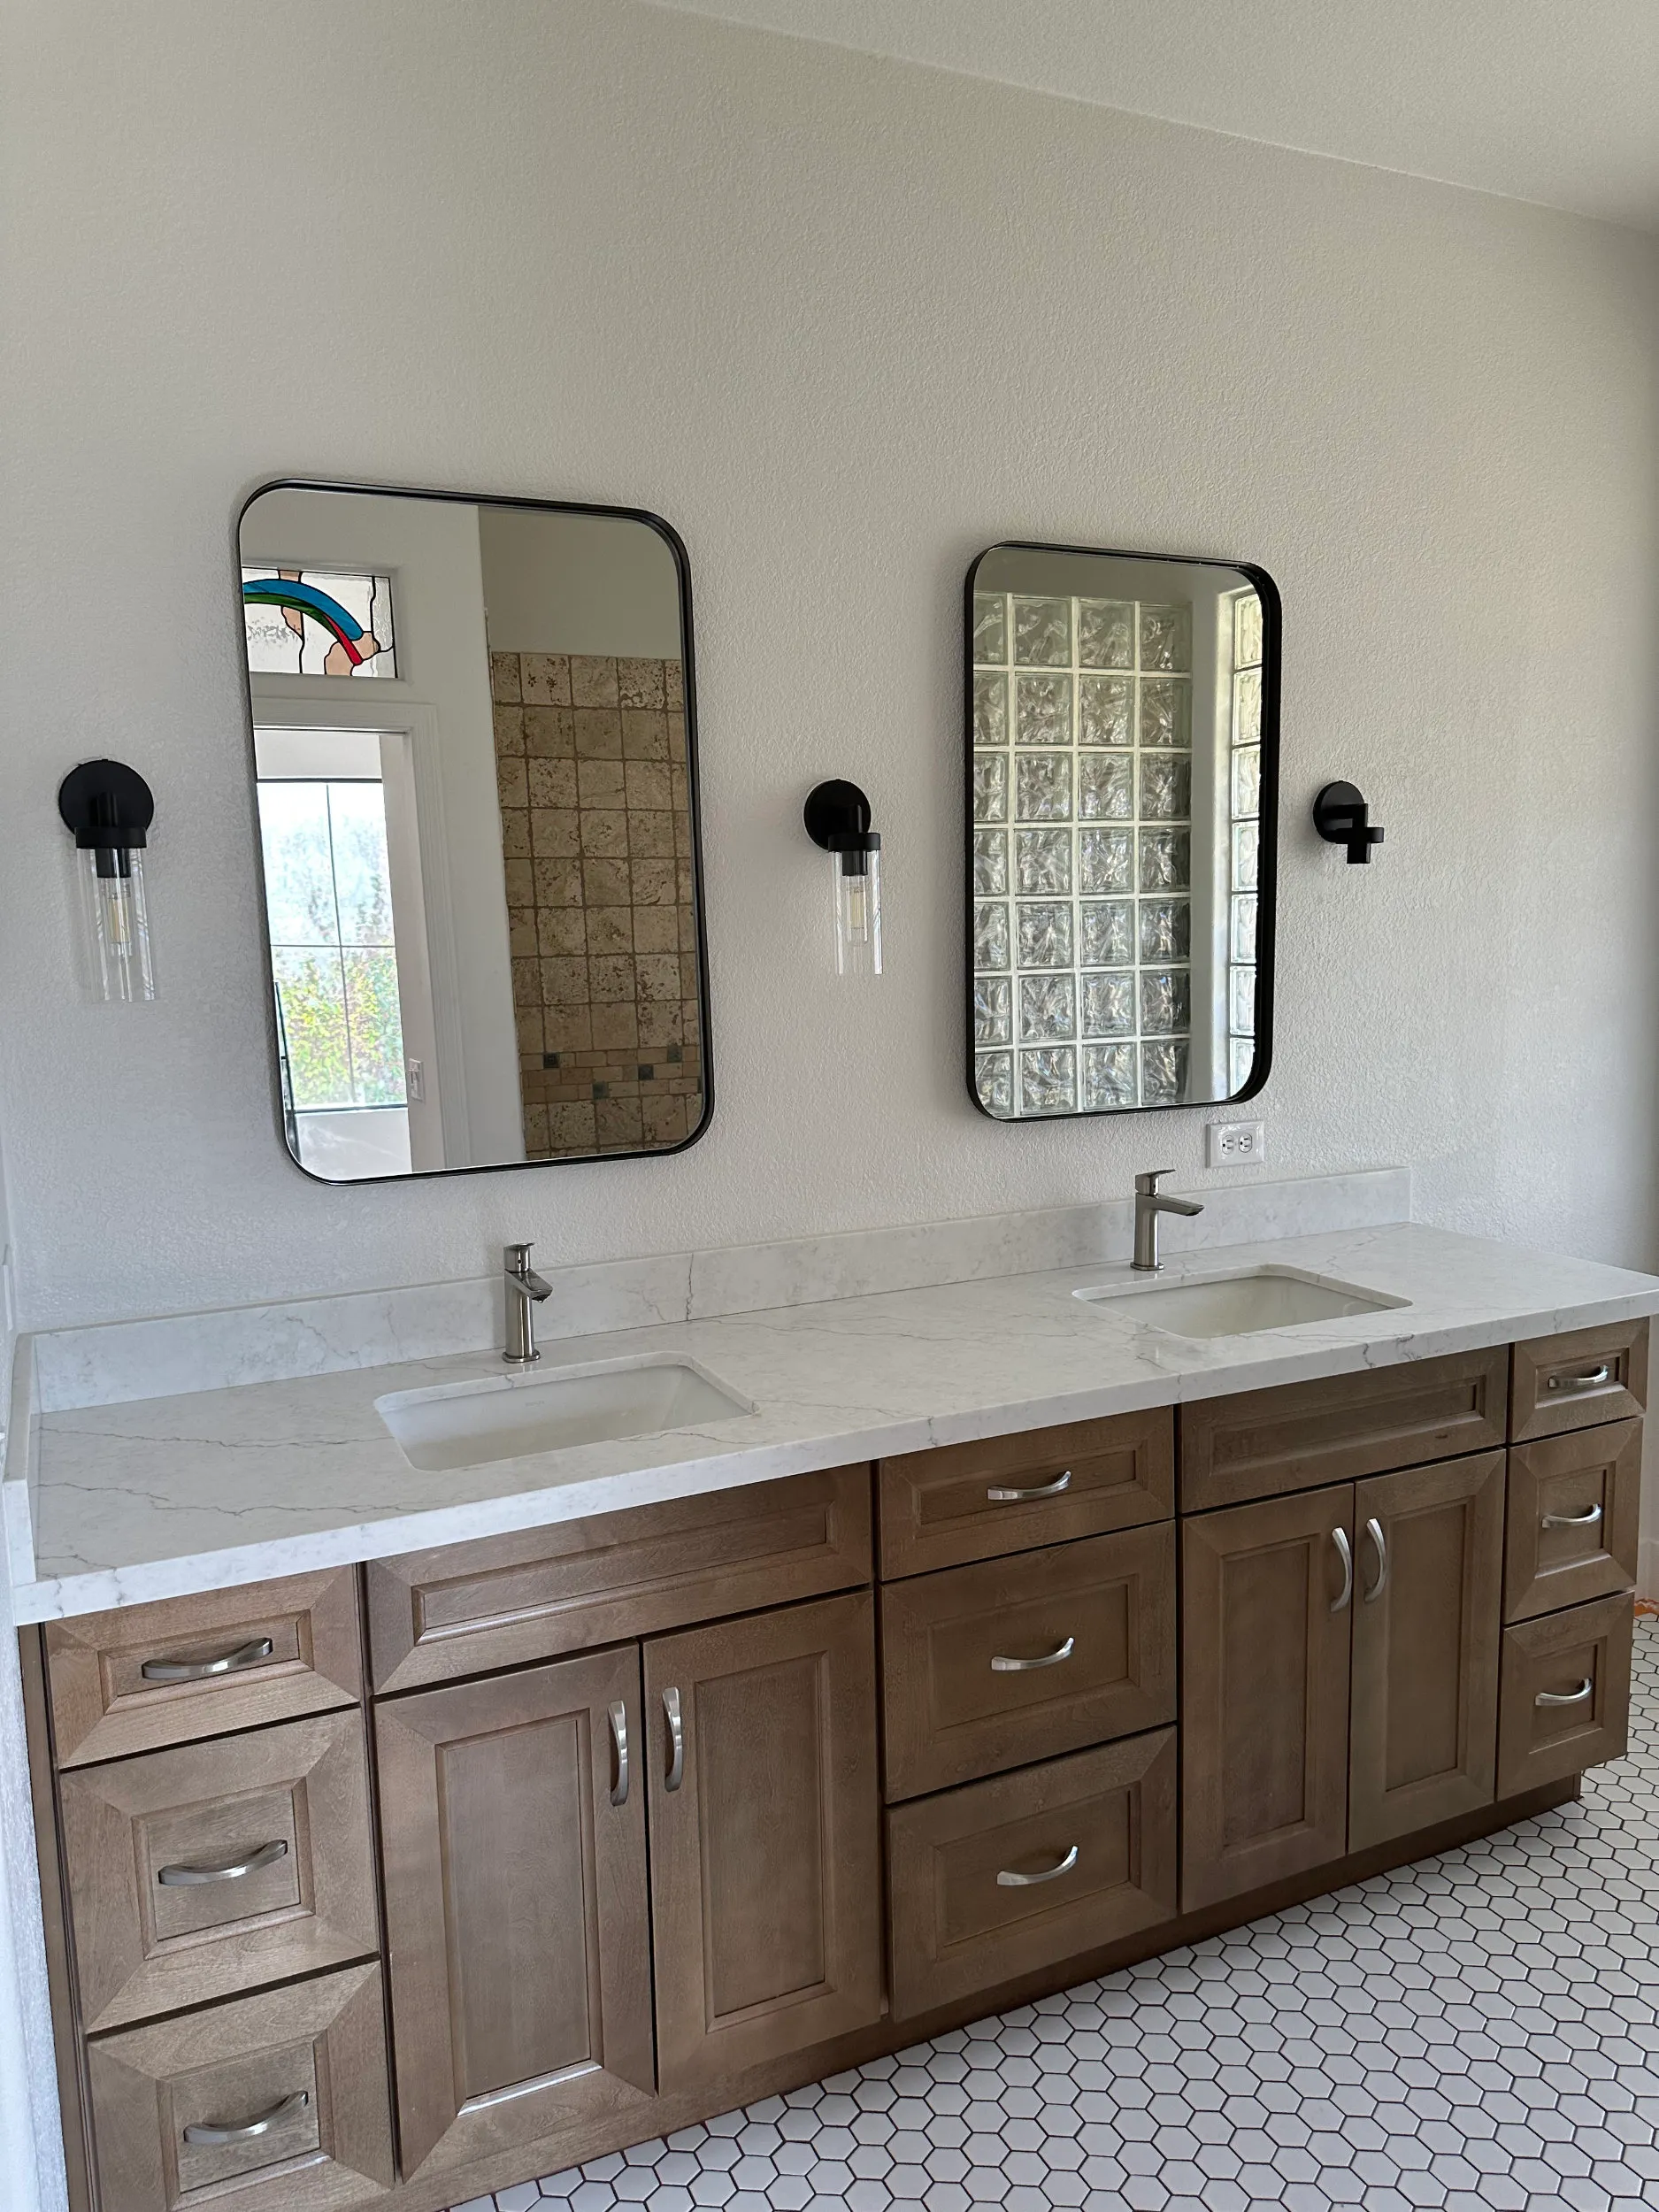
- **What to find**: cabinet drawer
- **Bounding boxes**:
[367,1466,872,1693]
[60,1709,378,2034]
[1496,1593,1633,1799]
[880,1524,1176,1801]
[84,1961,393,2212]
[886,1729,1177,2021]
[878,1410,1171,1580]
[1510,1321,1648,1442]
[1179,1348,1509,1512]
[45,1570,362,1769]
[1505,1421,1641,1624]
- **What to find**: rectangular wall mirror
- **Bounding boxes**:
[965,542,1278,1119]
[236,482,710,1182]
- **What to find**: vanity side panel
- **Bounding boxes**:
[19,1626,94,2212]
[45,1570,363,1768]
[366,1466,872,1692]
[878,1410,1172,1579]
[1179,1348,1509,1512]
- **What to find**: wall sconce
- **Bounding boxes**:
[804,780,883,977]
[1313,780,1384,864]
[58,759,157,1002]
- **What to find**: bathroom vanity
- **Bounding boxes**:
[7,1208,1653,2212]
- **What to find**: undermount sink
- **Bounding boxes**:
[1076,1266,1408,1340]
[376,1355,755,1472]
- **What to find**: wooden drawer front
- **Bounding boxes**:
[367,1466,872,1693]
[45,1570,361,1769]
[880,1524,1176,1801]
[1505,1421,1641,1624]
[878,1410,1172,1581]
[1511,1320,1648,1442]
[84,1961,393,2212]
[887,1729,1177,2020]
[1496,1593,1633,1799]
[60,1710,378,2034]
[1179,1348,1509,1513]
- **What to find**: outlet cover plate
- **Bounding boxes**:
[1206,1119,1266,1168]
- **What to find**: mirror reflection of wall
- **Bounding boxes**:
[237,486,710,1183]
[966,545,1276,1121]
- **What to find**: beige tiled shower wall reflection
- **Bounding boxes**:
[489,652,703,1156]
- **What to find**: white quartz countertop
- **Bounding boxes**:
[12,1220,1659,1622]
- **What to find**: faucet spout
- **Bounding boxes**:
[503,1241,553,1363]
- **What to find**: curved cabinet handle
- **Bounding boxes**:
[609,1700,629,1808]
[1536,1678,1594,1708]
[141,1637,274,1685]
[990,1635,1076,1674]
[157,1839,288,1887]
[997,1844,1079,1889]
[1542,1502,1603,1530]
[987,1470,1071,1504]
[183,2089,309,2147]
[1330,1526,1353,1613]
[1363,1517,1388,1603]
[1545,1366,1611,1394]
[662,1686,685,1793]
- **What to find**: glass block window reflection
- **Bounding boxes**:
[256,779,407,1114]
[972,590,1192,1115]
[1226,591,1263,1095]
[242,568,396,678]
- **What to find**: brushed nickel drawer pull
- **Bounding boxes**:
[1331,1526,1353,1612]
[663,1686,685,1792]
[157,1839,288,1887]
[1542,1502,1604,1529]
[609,1699,629,1808]
[183,2089,309,2146]
[997,1844,1079,1888]
[1546,1366,1612,1394]
[990,1635,1075,1674]
[1536,1678,1594,1707]
[141,1637,274,1685]
[1363,1517,1388,1603]
[987,1470,1071,1503]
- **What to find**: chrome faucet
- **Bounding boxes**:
[1132,1170,1204,1272]
[503,1241,553,1363]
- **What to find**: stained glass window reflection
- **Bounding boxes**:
[242,568,396,677]
[257,780,407,1112]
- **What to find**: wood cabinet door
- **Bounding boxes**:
[644,1591,884,2094]
[1348,1453,1504,1851]
[1181,1484,1355,1910]
[374,1646,655,2186]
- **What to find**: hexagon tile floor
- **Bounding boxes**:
[451,1617,1659,2212]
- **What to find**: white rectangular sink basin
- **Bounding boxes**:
[1076,1266,1408,1340]
[376,1356,755,1472]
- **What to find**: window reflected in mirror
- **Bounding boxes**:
[966,544,1276,1120]
[237,485,711,1182]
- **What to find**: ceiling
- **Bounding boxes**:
[647,0,1659,233]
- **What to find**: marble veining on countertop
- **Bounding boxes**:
[12,1219,1659,1623]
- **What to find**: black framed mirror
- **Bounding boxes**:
[235,481,712,1182]
[965,541,1279,1120]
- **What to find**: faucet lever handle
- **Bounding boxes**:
[1134,1169,1173,1196]
[503,1240,534,1271]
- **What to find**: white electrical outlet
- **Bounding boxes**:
[1206,1119,1266,1168]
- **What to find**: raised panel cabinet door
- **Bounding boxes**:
[374,1645,655,2185]
[645,1591,885,2093]
[84,1961,393,2212]
[1348,1453,1504,1851]
[1181,1484,1355,1911]
[59,1709,378,2033]
[1504,1420,1641,1623]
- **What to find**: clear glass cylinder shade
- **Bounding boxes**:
[76,849,157,1002]
[833,846,883,977]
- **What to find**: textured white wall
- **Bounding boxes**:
[1,0,1656,1333]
